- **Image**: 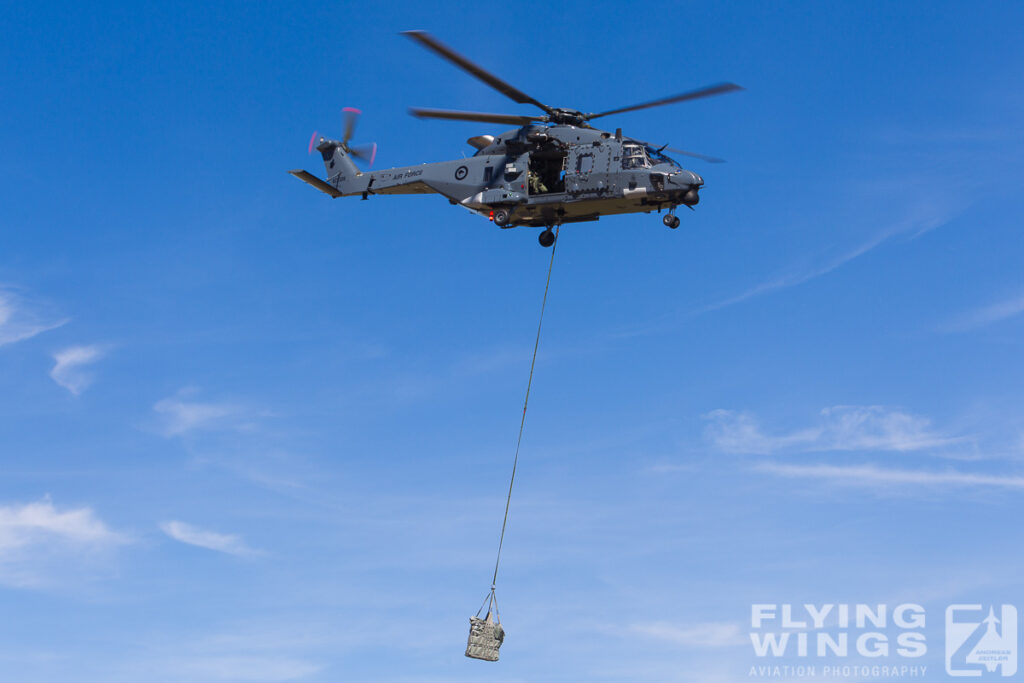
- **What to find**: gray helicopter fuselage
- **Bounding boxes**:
[290,30,740,243]
[302,123,703,229]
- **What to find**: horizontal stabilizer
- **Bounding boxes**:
[288,170,343,198]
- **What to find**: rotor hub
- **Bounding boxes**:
[546,108,587,126]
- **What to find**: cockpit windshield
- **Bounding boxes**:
[622,143,678,169]
[645,146,677,167]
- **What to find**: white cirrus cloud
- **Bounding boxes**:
[152,390,257,437]
[704,405,962,455]
[0,499,129,588]
[0,288,66,348]
[756,462,1024,490]
[0,499,126,550]
[49,345,105,395]
[701,202,955,313]
[142,623,329,682]
[171,655,322,681]
[160,520,260,557]
[629,621,747,648]
[941,291,1024,332]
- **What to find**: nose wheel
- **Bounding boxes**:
[538,228,556,248]
[663,213,681,229]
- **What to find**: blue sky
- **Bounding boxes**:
[2,1,1023,681]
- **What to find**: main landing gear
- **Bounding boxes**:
[663,212,681,229]
[493,208,512,228]
[538,228,556,248]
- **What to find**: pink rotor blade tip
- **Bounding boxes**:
[308,131,318,155]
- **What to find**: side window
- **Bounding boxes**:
[576,153,594,174]
[484,166,493,182]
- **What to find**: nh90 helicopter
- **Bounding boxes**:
[290,31,741,248]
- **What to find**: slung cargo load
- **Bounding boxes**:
[465,611,505,662]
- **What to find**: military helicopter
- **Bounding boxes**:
[290,31,741,248]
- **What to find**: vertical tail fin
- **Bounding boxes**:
[317,138,361,182]
[304,137,370,196]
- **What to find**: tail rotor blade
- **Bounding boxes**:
[342,107,361,145]
[350,142,378,167]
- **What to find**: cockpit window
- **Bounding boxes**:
[645,146,677,167]
[621,144,649,169]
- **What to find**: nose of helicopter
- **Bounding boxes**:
[670,169,703,186]
[668,170,702,206]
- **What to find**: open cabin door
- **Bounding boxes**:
[527,146,568,196]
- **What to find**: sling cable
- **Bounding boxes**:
[465,228,560,662]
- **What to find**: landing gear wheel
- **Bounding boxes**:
[538,228,556,248]
[663,214,680,229]
[493,208,512,228]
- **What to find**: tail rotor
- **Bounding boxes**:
[341,107,377,168]
[306,107,377,169]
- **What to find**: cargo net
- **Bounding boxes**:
[466,590,505,661]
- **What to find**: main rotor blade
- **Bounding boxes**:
[586,82,743,120]
[664,147,726,164]
[409,107,545,126]
[402,30,552,114]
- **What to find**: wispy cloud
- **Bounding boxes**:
[0,500,126,550]
[377,344,535,404]
[756,462,1024,490]
[0,288,66,347]
[153,390,260,437]
[705,405,960,455]
[941,291,1024,332]
[170,655,322,681]
[49,345,105,395]
[0,499,129,588]
[136,624,329,682]
[643,462,700,474]
[160,520,261,557]
[701,203,953,313]
[629,621,747,648]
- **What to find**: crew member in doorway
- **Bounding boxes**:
[529,169,547,194]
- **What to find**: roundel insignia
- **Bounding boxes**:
[455,165,469,180]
